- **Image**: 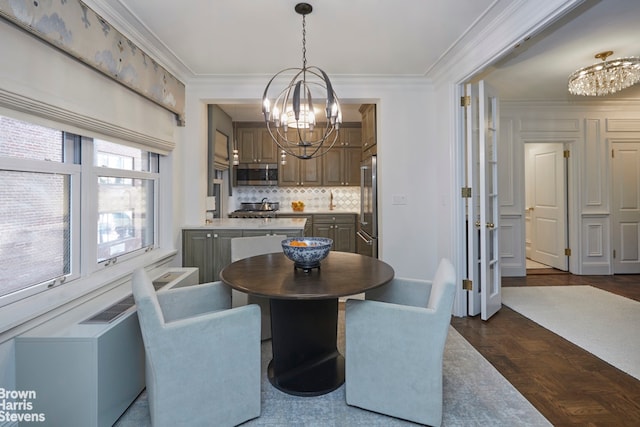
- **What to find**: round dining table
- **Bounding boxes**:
[219,251,394,396]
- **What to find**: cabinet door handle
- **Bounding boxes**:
[206,233,211,238]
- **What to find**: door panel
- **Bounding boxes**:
[479,81,501,321]
[612,143,640,273]
[465,83,481,316]
[464,81,501,320]
[525,143,568,270]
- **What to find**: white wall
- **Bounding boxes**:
[499,100,640,276]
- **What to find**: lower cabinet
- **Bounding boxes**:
[312,214,357,253]
[182,229,241,283]
[182,228,303,282]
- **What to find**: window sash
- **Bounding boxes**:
[0,114,161,307]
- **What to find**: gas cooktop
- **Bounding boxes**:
[229,209,278,218]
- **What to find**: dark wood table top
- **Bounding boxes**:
[220,251,395,300]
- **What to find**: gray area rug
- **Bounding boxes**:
[503,285,640,380]
[116,318,549,426]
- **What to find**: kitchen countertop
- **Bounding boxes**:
[185,218,307,230]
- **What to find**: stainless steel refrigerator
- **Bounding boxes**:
[357,155,378,257]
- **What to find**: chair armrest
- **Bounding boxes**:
[158,304,261,354]
[365,277,433,308]
[346,299,447,365]
[157,281,231,322]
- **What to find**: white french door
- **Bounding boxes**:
[464,81,501,320]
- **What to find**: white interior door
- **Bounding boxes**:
[464,81,501,320]
[524,143,568,270]
[612,142,640,274]
[465,83,481,316]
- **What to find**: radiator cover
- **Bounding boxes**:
[15,267,198,427]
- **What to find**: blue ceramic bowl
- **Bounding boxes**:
[281,237,333,269]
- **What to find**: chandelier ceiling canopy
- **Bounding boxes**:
[262,2,342,163]
[568,51,640,96]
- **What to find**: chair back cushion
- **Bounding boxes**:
[132,268,164,334]
[231,235,285,261]
[427,258,456,312]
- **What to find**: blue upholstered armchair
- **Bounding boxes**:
[131,269,261,427]
[345,258,457,426]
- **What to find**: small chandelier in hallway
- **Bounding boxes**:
[568,51,640,96]
[261,2,342,163]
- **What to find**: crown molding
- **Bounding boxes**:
[427,0,583,87]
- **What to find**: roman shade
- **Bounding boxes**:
[0,12,176,154]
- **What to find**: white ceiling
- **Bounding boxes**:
[100,0,640,120]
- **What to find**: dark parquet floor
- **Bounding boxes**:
[451,272,640,427]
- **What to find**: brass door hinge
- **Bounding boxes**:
[564,150,570,158]
[461,96,470,107]
[565,248,571,256]
[612,149,615,158]
[461,187,472,198]
[462,279,473,291]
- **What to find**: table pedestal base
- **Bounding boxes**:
[268,298,344,396]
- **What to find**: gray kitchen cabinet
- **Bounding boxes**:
[278,146,322,186]
[182,229,217,283]
[212,229,242,280]
[360,104,376,154]
[237,125,278,164]
[183,227,303,282]
[312,214,357,253]
[322,147,361,186]
[337,125,362,148]
[182,229,241,282]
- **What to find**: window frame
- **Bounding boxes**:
[0,113,161,308]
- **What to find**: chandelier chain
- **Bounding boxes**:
[302,14,307,69]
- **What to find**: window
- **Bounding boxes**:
[95,140,158,263]
[0,115,161,305]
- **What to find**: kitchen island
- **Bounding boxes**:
[182,218,306,283]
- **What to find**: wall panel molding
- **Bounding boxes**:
[520,118,580,132]
[583,119,605,209]
[607,119,640,132]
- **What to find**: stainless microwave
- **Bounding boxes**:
[235,163,279,186]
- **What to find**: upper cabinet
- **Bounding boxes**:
[336,126,362,148]
[322,125,362,186]
[279,128,323,186]
[235,122,362,187]
[236,125,278,164]
[359,104,376,155]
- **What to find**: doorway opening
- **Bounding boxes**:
[524,142,570,275]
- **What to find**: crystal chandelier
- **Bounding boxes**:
[568,51,640,96]
[262,3,341,163]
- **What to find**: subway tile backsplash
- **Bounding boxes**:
[232,186,360,211]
